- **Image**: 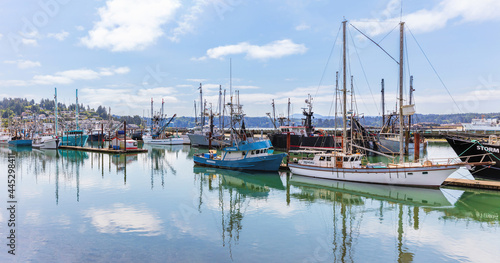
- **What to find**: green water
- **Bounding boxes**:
[0,143,498,262]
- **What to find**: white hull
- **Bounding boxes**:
[143,137,184,145]
[288,163,460,187]
[33,137,59,149]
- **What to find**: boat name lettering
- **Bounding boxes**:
[302,160,315,165]
[477,145,500,153]
[207,160,216,164]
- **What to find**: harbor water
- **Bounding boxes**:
[0,142,499,262]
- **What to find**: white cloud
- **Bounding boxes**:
[30,67,130,85]
[80,0,181,51]
[0,33,3,39]
[200,39,308,60]
[21,38,37,46]
[234,85,260,90]
[187,78,207,83]
[352,0,500,36]
[169,0,209,42]
[75,25,85,31]
[295,23,310,31]
[4,60,41,69]
[47,31,69,41]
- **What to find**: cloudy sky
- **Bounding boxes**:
[1,0,499,117]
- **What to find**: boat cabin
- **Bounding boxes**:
[111,137,138,150]
[298,152,363,169]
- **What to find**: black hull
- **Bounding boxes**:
[269,133,343,151]
[444,136,500,180]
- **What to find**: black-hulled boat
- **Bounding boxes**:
[268,96,375,151]
[444,134,500,180]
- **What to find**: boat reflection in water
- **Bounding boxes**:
[289,175,460,208]
[287,174,499,262]
[193,167,284,256]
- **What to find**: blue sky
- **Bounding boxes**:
[0,0,499,117]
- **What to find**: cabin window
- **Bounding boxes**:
[242,151,246,156]
[422,172,428,174]
[326,157,331,161]
[344,157,349,162]
[408,173,413,175]
[251,151,254,155]
[337,157,342,162]
[319,156,325,161]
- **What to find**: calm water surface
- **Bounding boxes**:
[0,142,499,262]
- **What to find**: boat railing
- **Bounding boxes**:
[419,153,495,166]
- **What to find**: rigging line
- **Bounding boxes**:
[406,26,463,114]
[347,26,380,115]
[378,23,399,44]
[349,23,399,64]
[315,23,342,102]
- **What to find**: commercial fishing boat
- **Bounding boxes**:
[289,20,494,187]
[445,134,500,180]
[194,90,286,171]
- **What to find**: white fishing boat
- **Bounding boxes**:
[32,135,60,149]
[0,132,11,145]
[142,134,184,145]
[289,20,494,187]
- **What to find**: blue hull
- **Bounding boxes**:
[194,153,286,171]
[8,140,32,146]
[61,135,89,147]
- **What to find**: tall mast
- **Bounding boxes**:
[342,20,347,153]
[398,22,405,162]
[219,85,222,130]
[76,89,79,130]
[151,98,154,133]
[381,79,385,126]
[287,98,291,126]
[55,87,58,137]
[194,100,197,124]
[199,83,204,127]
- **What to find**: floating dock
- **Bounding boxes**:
[443,178,500,191]
[59,145,148,154]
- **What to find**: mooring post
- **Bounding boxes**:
[286,132,291,166]
[414,133,420,162]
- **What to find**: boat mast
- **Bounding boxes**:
[151,98,154,134]
[199,83,204,128]
[342,20,348,153]
[76,89,79,130]
[287,98,291,126]
[55,87,58,137]
[381,79,385,126]
[398,22,405,162]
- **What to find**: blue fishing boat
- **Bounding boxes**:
[8,139,32,147]
[194,139,286,171]
[60,130,88,147]
[193,88,286,171]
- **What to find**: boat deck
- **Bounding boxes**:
[59,145,148,154]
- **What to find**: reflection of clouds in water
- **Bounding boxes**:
[84,203,163,236]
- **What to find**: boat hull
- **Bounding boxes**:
[61,135,89,147]
[8,140,32,147]
[445,135,500,180]
[377,137,425,154]
[143,137,184,145]
[194,153,286,171]
[269,133,341,151]
[288,163,460,187]
[33,138,60,149]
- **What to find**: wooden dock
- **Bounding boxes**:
[442,178,500,191]
[59,145,148,154]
